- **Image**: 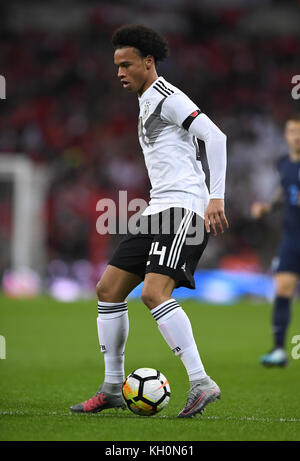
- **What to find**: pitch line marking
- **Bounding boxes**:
[0,411,300,423]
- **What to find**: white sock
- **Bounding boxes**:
[151,298,207,382]
[97,301,129,385]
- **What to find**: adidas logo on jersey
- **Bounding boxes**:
[181,262,186,272]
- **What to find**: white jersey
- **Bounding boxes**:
[138,76,225,219]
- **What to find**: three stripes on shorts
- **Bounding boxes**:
[166,209,194,269]
[147,209,194,269]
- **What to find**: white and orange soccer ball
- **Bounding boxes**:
[122,368,171,416]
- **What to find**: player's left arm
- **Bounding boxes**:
[187,113,228,236]
[161,93,228,235]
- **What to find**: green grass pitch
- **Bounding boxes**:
[0,295,300,441]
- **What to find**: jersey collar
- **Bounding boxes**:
[139,76,164,102]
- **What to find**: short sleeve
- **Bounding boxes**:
[161,92,201,128]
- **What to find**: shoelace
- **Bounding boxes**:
[185,384,202,408]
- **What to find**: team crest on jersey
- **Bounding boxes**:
[142,100,151,120]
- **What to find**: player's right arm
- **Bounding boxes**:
[251,187,284,219]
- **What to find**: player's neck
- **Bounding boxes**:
[289,150,300,162]
[138,71,159,97]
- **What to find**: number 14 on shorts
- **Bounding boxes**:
[147,242,167,266]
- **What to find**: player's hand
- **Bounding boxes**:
[251,202,271,219]
[204,198,229,236]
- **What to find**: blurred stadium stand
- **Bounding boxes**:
[0,0,299,300]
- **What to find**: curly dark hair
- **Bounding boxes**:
[112,24,169,63]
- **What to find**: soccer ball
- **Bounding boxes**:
[122,368,171,416]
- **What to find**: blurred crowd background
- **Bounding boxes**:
[0,0,300,297]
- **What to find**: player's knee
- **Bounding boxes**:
[96,278,127,303]
[275,278,295,297]
[141,287,164,310]
[276,283,294,297]
[96,279,111,302]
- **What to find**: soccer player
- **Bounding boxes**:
[251,115,300,366]
[71,25,228,417]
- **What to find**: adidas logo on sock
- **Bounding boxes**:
[172,346,181,354]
